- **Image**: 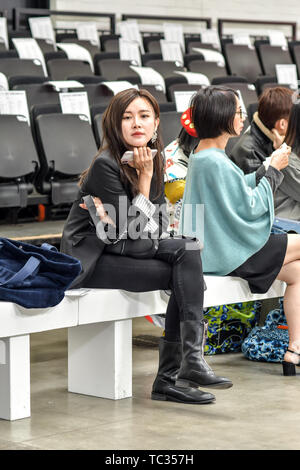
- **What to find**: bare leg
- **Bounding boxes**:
[277,234,300,364]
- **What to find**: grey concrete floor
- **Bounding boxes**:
[0,317,300,450]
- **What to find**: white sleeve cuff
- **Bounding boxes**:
[144,218,159,233]
[132,193,156,219]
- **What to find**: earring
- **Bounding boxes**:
[151,129,158,144]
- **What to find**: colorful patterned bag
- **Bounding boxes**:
[203,301,261,355]
[241,299,288,362]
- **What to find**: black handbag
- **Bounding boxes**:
[0,238,81,308]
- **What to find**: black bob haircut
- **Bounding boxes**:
[190,86,239,139]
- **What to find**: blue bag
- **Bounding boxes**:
[203,301,261,355]
[272,217,300,234]
[0,238,81,308]
[241,299,288,362]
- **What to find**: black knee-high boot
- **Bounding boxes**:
[175,320,233,389]
[151,337,216,404]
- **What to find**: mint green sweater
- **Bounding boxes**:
[180,148,274,275]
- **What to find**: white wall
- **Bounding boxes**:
[50,0,300,37]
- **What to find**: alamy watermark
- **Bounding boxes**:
[93,195,204,251]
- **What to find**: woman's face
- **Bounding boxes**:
[121,97,159,149]
[233,97,246,136]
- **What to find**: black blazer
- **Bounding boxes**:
[60,149,166,288]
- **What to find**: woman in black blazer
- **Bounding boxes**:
[61,88,232,404]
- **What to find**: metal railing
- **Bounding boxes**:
[218,18,297,41]
[14,8,116,34]
[121,14,212,36]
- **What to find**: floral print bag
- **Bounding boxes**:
[241,299,288,362]
[203,301,261,355]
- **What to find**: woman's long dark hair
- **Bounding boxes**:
[79,88,164,199]
[177,128,199,156]
[285,101,300,157]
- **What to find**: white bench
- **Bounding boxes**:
[0,276,286,421]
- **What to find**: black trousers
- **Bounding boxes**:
[84,237,204,341]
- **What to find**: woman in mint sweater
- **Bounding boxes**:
[180,86,300,376]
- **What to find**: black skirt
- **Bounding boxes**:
[227,233,288,294]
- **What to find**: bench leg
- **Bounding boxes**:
[0,335,31,420]
[68,320,132,400]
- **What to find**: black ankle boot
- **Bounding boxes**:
[151,337,215,404]
[175,319,233,389]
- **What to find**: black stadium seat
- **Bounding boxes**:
[34,112,98,205]
[257,44,293,76]
[143,35,164,53]
[211,75,248,85]
[145,60,185,79]
[12,83,62,113]
[184,53,206,68]
[159,111,182,147]
[247,102,258,122]
[35,39,56,54]
[47,59,94,80]
[95,58,140,81]
[93,51,120,74]
[167,83,200,103]
[0,50,18,59]
[185,40,216,53]
[142,53,163,66]
[224,44,263,83]
[93,112,104,147]
[9,75,49,88]
[290,44,300,77]
[0,58,45,85]
[44,50,68,63]
[140,84,168,103]
[0,115,39,208]
[83,83,114,107]
[187,60,228,81]
[60,38,100,58]
[70,75,105,84]
[100,34,121,52]
[211,79,258,108]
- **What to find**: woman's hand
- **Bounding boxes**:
[127,147,154,199]
[80,197,116,226]
[270,144,291,171]
[128,146,153,178]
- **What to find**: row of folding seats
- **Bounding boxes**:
[0,49,214,82]
[0,31,118,55]
[96,40,300,86]
[1,43,296,104]
[1,30,225,55]
[4,23,300,82]
[0,54,266,109]
[1,31,208,55]
[54,34,300,82]
[221,41,300,83]
[0,50,254,104]
[5,75,260,133]
[8,78,175,120]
